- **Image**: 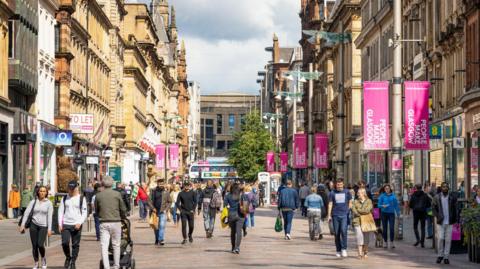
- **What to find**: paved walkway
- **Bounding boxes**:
[0,207,477,269]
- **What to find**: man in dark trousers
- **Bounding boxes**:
[409,184,431,248]
[176,181,197,244]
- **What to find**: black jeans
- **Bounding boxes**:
[61,225,82,260]
[300,199,307,216]
[413,211,426,243]
[181,211,194,239]
[229,217,244,251]
[30,223,47,262]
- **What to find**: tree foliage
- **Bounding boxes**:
[228,111,275,182]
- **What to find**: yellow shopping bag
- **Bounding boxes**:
[220,207,229,228]
[149,213,159,230]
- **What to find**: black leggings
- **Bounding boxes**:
[30,223,47,262]
[413,211,426,243]
[181,211,194,239]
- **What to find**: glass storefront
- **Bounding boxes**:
[362,151,386,188]
[404,154,415,186]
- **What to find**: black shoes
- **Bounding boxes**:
[436,257,443,264]
[69,260,76,269]
[318,234,323,240]
[189,237,193,243]
[181,239,187,245]
[414,241,420,247]
[155,240,159,245]
[421,242,425,248]
[444,259,450,265]
[64,257,71,268]
[159,240,165,246]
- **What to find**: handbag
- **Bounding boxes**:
[220,207,229,228]
[372,208,380,220]
[452,224,461,241]
[149,212,159,230]
[360,213,377,233]
[274,213,283,232]
[20,199,37,229]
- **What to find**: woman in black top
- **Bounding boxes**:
[224,183,246,254]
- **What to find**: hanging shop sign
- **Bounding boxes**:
[70,114,94,134]
[363,81,390,150]
[11,133,27,145]
[404,81,430,150]
[453,137,465,149]
[430,124,442,139]
[279,152,288,172]
[293,133,307,169]
[63,147,75,157]
[86,156,99,165]
[314,133,329,169]
[137,126,161,153]
[266,151,275,172]
[155,144,166,169]
[55,130,73,146]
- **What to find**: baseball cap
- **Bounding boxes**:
[68,180,79,189]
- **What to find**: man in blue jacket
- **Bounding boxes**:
[278,180,299,240]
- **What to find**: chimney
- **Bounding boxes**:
[273,33,279,63]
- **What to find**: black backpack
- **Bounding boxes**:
[63,195,85,216]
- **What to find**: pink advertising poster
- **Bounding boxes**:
[404,81,430,150]
[280,152,288,172]
[155,144,165,169]
[314,133,328,169]
[294,134,307,169]
[266,151,275,172]
[169,144,179,170]
[363,81,390,150]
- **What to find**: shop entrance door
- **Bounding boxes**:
[0,123,8,216]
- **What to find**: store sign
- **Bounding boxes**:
[266,151,275,172]
[55,130,73,146]
[404,81,430,150]
[202,171,237,179]
[86,156,99,165]
[293,134,307,169]
[430,124,442,139]
[137,126,161,153]
[363,81,390,150]
[109,166,122,183]
[63,147,75,157]
[279,152,288,172]
[11,133,27,145]
[70,114,94,134]
[314,133,329,168]
[453,137,465,149]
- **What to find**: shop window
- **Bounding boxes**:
[216,114,223,134]
[217,140,225,150]
[229,114,235,130]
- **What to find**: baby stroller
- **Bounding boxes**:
[99,219,135,269]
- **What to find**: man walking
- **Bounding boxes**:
[328,178,352,258]
[198,180,221,238]
[148,179,171,245]
[176,182,197,244]
[409,184,431,248]
[277,180,299,240]
[96,176,127,269]
[432,182,458,265]
[299,182,310,217]
[115,182,131,215]
[58,180,88,269]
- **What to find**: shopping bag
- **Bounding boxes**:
[221,207,229,228]
[372,208,380,220]
[149,213,159,230]
[360,214,377,233]
[452,224,461,241]
[328,219,334,235]
[275,213,283,232]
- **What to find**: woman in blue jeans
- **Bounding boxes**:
[378,184,401,249]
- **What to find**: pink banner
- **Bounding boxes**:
[314,133,328,168]
[155,144,166,169]
[363,81,390,150]
[279,152,288,172]
[169,144,179,170]
[404,81,430,150]
[294,134,307,169]
[266,151,275,172]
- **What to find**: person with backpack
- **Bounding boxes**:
[19,185,53,269]
[245,184,259,228]
[198,180,222,238]
[305,186,324,241]
[224,182,248,254]
[409,184,431,248]
[58,180,88,269]
[277,180,299,240]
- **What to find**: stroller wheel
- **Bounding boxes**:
[131,259,136,269]
[99,260,104,269]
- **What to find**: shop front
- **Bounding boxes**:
[0,105,14,218]
[12,110,37,190]
[38,121,58,189]
[361,151,387,189]
[464,100,480,199]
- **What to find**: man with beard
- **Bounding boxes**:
[177,182,197,244]
[149,179,172,245]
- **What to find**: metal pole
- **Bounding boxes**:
[307,63,314,186]
[336,22,345,180]
[292,71,298,185]
[392,0,403,197]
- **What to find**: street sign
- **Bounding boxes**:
[453,138,465,149]
[70,114,94,134]
[11,133,27,145]
[86,156,99,165]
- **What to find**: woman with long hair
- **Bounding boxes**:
[19,185,53,269]
[170,184,181,226]
[224,182,246,254]
[378,184,400,249]
[352,188,373,259]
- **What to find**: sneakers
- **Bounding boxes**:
[64,257,71,268]
[41,257,47,269]
[341,249,348,258]
[383,241,388,248]
[336,252,342,258]
[189,237,193,243]
[390,241,395,249]
[159,240,165,246]
[181,239,187,245]
[233,248,240,254]
[33,262,39,269]
[444,259,450,264]
[286,234,291,240]
[436,257,444,264]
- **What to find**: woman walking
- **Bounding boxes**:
[304,186,324,241]
[378,184,400,249]
[136,182,149,222]
[19,185,53,269]
[352,188,373,259]
[170,184,181,226]
[224,182,246,254]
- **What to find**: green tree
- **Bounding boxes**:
[228,111,275,182]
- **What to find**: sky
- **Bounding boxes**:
[131,0,301,95]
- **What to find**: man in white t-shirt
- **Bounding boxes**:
[58,180,88,269]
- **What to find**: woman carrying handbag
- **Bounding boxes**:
[352,188,375,259]
[19,185,53,269]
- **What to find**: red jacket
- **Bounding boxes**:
[136,187,148,202]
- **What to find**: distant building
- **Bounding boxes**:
[200,93,260,158]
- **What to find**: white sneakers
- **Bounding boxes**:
[285,234,291,240]
[341,249,348,258]
[41,257,47,269]
[33,262,38,269]
[336,252,342,258]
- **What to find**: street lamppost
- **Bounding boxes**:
[159,115,182,182]
[263,112,284,156]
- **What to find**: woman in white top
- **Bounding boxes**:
[19,185,53,269]
[170,184,181,226]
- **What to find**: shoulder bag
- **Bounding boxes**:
[360,213,377,233]
[22,199,37,229]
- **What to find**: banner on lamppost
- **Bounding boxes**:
[363,81,390,150]
[155,144,165,169]
[294,133,307,169]
[404,81,430,150]
[279,152,288,172]
[314,133,328,168]
[266,151,275,172]
[169,144,179,170]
